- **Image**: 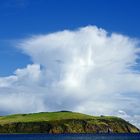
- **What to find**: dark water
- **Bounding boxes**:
[0,134,140,140]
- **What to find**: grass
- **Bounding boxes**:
[0,111,122,124]
[0,111,138,133]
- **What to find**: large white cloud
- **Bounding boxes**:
[1,25,140,128]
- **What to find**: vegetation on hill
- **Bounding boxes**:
[0,111,139,133]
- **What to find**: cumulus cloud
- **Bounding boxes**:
[0,25,140,127]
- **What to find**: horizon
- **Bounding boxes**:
[0,0,140,129]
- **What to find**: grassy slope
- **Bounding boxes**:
[0,111,120,124]
[0,111,139,133]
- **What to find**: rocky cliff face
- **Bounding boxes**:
[0,118,139,133]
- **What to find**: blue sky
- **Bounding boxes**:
[1,0,140,128]
[0,0,140,76]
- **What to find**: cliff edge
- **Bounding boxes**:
[0,111,139,133]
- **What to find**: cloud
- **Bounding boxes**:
[3,0,29,8]
[1,25,140,128]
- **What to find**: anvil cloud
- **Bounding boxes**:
[1,26,140,127]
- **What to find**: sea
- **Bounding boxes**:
[0,134,140,140]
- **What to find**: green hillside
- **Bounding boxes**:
[0,111,139,133]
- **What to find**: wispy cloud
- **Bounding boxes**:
[1,0,29,9]
[0,25,140,128]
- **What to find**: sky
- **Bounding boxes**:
[1,0,140,128]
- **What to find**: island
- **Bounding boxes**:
[0,111,139,133]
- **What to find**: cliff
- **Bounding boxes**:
[0,111,139,133]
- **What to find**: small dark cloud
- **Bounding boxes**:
[55,59,64,64]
